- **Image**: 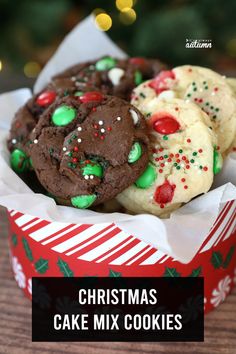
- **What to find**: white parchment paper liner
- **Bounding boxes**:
[0,15,236,264]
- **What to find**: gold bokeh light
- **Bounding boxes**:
[116,0,133,11]
[119,7,137,25]
[95,13,112,31]
[24,62,41,78]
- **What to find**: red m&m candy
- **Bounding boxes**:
[79,91,104,104]
[151,114,180,135]
[36,91,56,107]
[129,57,146,66]
[154,180,175,205]
[149,70,175,94]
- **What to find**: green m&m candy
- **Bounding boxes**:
[135,164,157,189]
[10,149,29,173]
[71,194,97,209]
[134,70,143,86]
[52,105,76,126]
[213,149,223,175]
[128,142,142,163]
[95,57,117,71]
[81,161,103,178]
[74,91,84,97]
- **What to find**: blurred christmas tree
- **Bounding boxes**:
[0,0,235,77]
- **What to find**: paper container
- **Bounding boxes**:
[8,198,236,314]
[1,15,236,314]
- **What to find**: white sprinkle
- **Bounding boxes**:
[199,88,203,92]
[98,120,104,126]
[211,91,216,96]
[90,175,94,180]
[63,147,67,152]
[34,139,38,144]
[165,162,169,166]
[12,139,17,144]
[101,128,105,133]
[181,163,185,168]
[84,175,89,180]
[117,116,122,121]
[185,99,190,103]
[198,170,202,174]
[77,138,82,143]
[129,109,139,125]
[71,76,76,82]
[77,126,82,131]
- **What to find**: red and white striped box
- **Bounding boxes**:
[7,199,236,314]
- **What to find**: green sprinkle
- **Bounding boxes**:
[210,106,214,109]
[213,115,217,119]
[190,159,195,163]
[174,162,177,167]
[205,86,208,90]
[199,165,203,169]
[163,135,168,140]
[203,81,207,84]
[187,93,191,97]
[164,155,168,159]
[215,108,219,112]
[176,166,181,170]
[192,82,196,85]
[179,149,183,153]
[140,93,146,98]
[205,102,209,106]
[68,152,73,157]
[193,152,197,156]
[146,113,151,117]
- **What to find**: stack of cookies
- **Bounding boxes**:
[8,57,236,217]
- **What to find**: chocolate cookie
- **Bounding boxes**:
[28,92,149,208]
[51,56,165,101]
[8,87,86,174]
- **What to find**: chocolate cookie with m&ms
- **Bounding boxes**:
[28,92,149,208]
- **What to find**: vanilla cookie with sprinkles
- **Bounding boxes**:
[27,92,149,208]
[51,56,165,101]
[132,66,236,153]
[117,99,217,217]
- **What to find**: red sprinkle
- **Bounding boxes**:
[94,132,98,137]
[100,135,105,140]
[170,153,174,158]
[154,180,175,205]
[36,91,56,107]
[214,87,219,92]
[187,139,191,143]
[184,185,188,189]
[94,124,99,129]
[72,158,78,163]
[160,204,165,209]
[107,127,112,131]
[73,146,79,152]
[175,107,179,111]
[92,107,97,112]
[80,91,104,103]
[175,154,180,158]
[176,159,180,163]
[167,158,172,162]
[159,148,164,152]
[198,149,203,153]
[203,166,208,171]
[186,165,190,169]
[160,163,165,168]
[181,178,186,182]
[182,156,186,160]
[159,169,163,173]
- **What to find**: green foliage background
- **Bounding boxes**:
[0,0,235,72]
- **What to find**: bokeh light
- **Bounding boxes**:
[116,0,133,11]
[95,13,113,31]
[0,61,2,72]
[24,62,41,78]
[119,8,137,25]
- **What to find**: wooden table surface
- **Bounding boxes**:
[0,207,236,354]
